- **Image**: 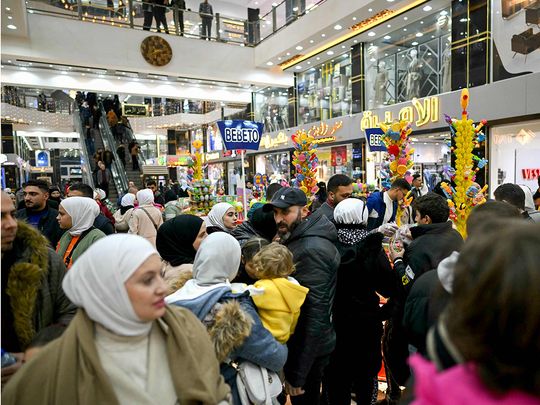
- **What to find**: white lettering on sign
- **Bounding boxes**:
[224,128,260,144]
[369,133,383,147]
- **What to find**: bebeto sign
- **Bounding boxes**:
[365,128,387,152]
[217,120,264,151]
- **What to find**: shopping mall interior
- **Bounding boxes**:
[2,0,539,197]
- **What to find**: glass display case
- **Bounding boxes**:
[364,5,452,109]
[296,52,352,125]
[253,88,289,133]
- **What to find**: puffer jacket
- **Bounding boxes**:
[281,209,340,387]
[230,221,260,246]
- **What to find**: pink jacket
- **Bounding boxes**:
[410,355,540,405]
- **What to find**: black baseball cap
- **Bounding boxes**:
[263,187,308,211]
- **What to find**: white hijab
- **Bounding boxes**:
[63,234,158,336]
[519,185,535,211]
[207,202,234,231]
[193,232,241,285]
[334,198,368,225]
[61,197,100,236]
[137,189,154,206]
[121,193,136,207]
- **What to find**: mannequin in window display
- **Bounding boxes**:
[441,41,451,92]
[406,48,422,99]
[373,60,389,107]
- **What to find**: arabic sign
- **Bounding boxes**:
[217,120,264,151]
[365,128,387,152]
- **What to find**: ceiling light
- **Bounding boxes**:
[440,10,448,16]
[278,57,282,61]
[286,52,290,56]
[292,6,298,11]
[295,66,302,69]
[81,73,86,76]
[368,8,372,12]
[316,57,320,60]
[403,28,407,31]
[48,64,53,67]
[272,2,277,6]
[412,41,419,46]
[353,39,358,43]
[352,17,357,21]
[307,61,311,64]
[368,31,376,36]
[5,7,11,10]
[7,24,17,30]
[384,35,391,39]
[266,61,273,66]
[309,39,314,43]
[420,21,424,24]
[387,24,391,28]
[326,50,334,55]
[296,45,303,50]
[20,67,27,70]
[334,24,342,30]
[387,0,394,2]
[404,16,408,20]
[423,5,432,11]
[61,71,67,74]
[7,60,12,63]
[8,15,13,19]
[321,33,326,37]
[416,32,423,37]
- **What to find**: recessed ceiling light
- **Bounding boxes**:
[387,0,394,2]
[296,45,303,50]
[286,52,290,56]
[48,64,53,67]
[326,50,334,55]
[272,2,278,6]
[61,71,67,74]
[368,8,372,12]
[82,73,86,76]
[352,17,357,21]
[295,66,302,69]
[316,57,320,60]
[403,28,407,31]
[5,7,11,10]
[309,39,314,43]
[384,35,391,40]
[307,61,311,64]
[412,41,419,46]
[20,67,27,70]
[423,5,432,11]
[7,24,17,30]
[321,33,326,37]
[353,39,358,43]
[431,35,435,38]
[387,24,391,28]
[7,15,13,19]
[7,60,12,63]
[266,61,273,66]
[68,66,72,69]
[420,21,424,24]
[368,31,376,37]
[403,16,408,20]
[334,24,342,30]
[278,57,282,61]
[416,32,423,37]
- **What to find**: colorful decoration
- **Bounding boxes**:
[188,179,215,215]
[291,129,319,204]
[441,89,488,238]
[189,140,203,182]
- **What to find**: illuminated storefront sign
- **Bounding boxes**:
[166,155,190,166]
[522,168,540,180]
[260,132,289,149]
[205,152,220,161]
[360,96,440,130]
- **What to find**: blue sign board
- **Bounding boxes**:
[365,128,387,152]
[217,120,264,151]
[36,150,50,167]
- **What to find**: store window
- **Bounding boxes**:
[255,152,291,182]
[410,132,452,190]
[364,5,451,110]
[253,88,289,133]
[316,144,354,184]
[296,53,353,125]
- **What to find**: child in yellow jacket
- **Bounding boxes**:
[243,241,309,344]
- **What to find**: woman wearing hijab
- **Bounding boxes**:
[2,234,230,404]
[322,198,397,405]
[166,232,287,404]
[206,202,238,234]
[113,193,136,233]
[56,197,106,270]
[129,189,163,247]
[156,215,208,294]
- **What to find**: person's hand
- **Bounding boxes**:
[284,380,305,396]
[389,238,404,261]
[378,222,399,237]
[1,352,24,385]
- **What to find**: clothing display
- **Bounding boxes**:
[406,50,422,99]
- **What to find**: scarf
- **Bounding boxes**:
[156,215,203,267]
[334,198,368,225]
[337,226,369,245]
[60,197,100,236]
[63,234,158,336]
[207,202,234,231]
[120,193,136,215]
[192,232,241,286]
[137,189,154,206]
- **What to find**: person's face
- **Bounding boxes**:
[57,205,73,230]
[412,178,422,188]
[67,189,84,198]
[51,190,61,199]
[147,184,157,194]
[244,260,257,279]
[125,255,168,322]
[98,161,106,170]
[24,186,48,210]
[391,187,407,202]
[273,205,305,238]
[223,208,238,230]
[330,184,353,205]
[1,193,18,253]
[192,222,207,250]
[415,210,431,225]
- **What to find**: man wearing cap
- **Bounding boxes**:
[264,187,340,404]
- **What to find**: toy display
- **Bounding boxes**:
[291,129,319,204]
[440,89,488,238]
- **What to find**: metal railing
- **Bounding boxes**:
[26,0,327,45]
[98,102,129,196]
[72,104,96,188]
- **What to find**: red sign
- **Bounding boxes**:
[331,146,347,167]
[223,150,233,157]
[522,168,540,180]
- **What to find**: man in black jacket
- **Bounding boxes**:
[264,187,340,404]
[317,174,353,222]
[66,183,115,235]
[15,180,64,248]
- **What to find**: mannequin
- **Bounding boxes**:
[406,49,422,99]
[441,41,451,92]
[373,61,389,107]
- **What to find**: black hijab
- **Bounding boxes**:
[156,215,204,266]
[250,207,277,242]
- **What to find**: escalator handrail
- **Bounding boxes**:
[73,103,96,189]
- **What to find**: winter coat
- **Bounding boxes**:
[366,191,397,231]
[94,213,115,235]
[113,207,134,232]
[2,221,76,350]
[56,228,106,268]
[163,201,182,221]
[1,307,231,405]
[281,209,340,387]
[317,201,335,222]
[162,262,193,294]
[16,207,65,248]
[230,220,262,246]
[129,205,163,247]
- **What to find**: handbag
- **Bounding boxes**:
[236,362,282,405]
[114,209,133,232]
[139,207,159,230]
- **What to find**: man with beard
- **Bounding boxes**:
[263,187,340,404]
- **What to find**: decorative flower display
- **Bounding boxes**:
[291,129,319,204]
[189,140,203,182]
[440,89,488,238]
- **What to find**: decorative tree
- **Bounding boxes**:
[291,129,319,204]
[441,89,488,238]
[190,139,204,181]
[379,120,415,226]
